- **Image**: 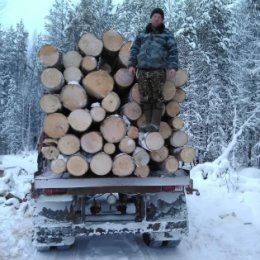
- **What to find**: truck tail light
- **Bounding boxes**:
[42,188,67,195]
[161,186,183,192]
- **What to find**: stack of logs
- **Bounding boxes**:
[38,31,195,178]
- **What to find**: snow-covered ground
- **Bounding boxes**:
[0,153,259,260]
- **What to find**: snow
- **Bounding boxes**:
[0,153,260,260]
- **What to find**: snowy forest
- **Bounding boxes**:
[0,0,259,169]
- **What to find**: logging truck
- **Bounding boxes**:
[32,31,198,250]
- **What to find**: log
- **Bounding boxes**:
[90,105,106,122]
[38,44,60,67]
[121,102,142,121]
[62,50,82,68]
[68,109,92,132]
[41,68,64,92]
[134,165,150,178]
[99,63,112,74]
[43,138,58,146]
[39,94,62,113]
[83,70,114,99]
[112,153,135,177]
[58,134,80,155]
[170,131,189,147]
[133,147,150,166]
[165,101,180,117]
[78,32,103,56]
[174,147,196,163]
[102,30,124,53]
[50,159,66,174]
[129,83,141,104]
[119,41,132,67]
[81,56,97,73]
[150,146,169,162]
[173,88,186,103]
[127,126,139,139]
[67,154,89,176]
[139,132,164,151]
[100,115,127,143]
[103,143,116,155]
[159,121,172,139]
[81,131,103,154]
[169,117,184,130]
[114,68,134,88]
[90,152,112,176]
[60,84,87,111]
[119,136,136,154]
[162,81,176,101]
[167,69,188,87]
[101,91,121,113]
[63,67,83,83]
[159,156,179,173]
[43,113,69,138]
[41,146,59,160]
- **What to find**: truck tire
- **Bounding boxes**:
[164,239,181,248]
[142,233,163,248]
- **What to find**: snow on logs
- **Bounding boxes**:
[38,30,195,177]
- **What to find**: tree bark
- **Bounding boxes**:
[112,153,135,177]
[60,84,87,111]
[133,147,150,166]
[100,115,127,143]
[81,131,103,154]
[58,134,80,155]
[41,68,64,92]
[83,70,114,99]
[78,32,103,56]
[68,109,92,132]
[62,50,82,68]
[90,152,112,176]
[67,154,89,176]
[39,94,62,114]
[43,113,69,138]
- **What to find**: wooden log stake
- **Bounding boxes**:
[114,68,134,88]
[134,165,150,178]
[63,67,83,83]
[174,147,196,163]
[138,132,164,151]
[159,156,179,174]
[165,101,180,117]
[90,105,106,122]
[173,88,186,103]
[101,91,121,113]
[167,69,188,87]
[127,126,139,139]
[122,102,142,121]
[159,121,172,139]
[129,83,141,104]
[50,159,66,174]
[168,117,184,130]
[162,81,176,101]
[81,56,97,73]
[170,131,189,147]
[102,30,124,54]
[119,136,136,154]
[41,146,59,160]
[150,146,169,162]
[62,50,82,68]
[38,44,60,67]
[133,147,150,166]
[41,68,64,92]
[103,143,116,155]
[119,41,132,67]
[78,33,103,57]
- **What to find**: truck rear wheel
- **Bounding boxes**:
[142,233,163,248]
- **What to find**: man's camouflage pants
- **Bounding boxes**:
[136,69,166,106]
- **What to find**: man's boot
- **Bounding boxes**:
[149,102,163,132]
[139,103,152,132]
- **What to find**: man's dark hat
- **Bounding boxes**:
[150,8,164,20]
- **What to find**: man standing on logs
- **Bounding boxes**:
[128,8,179,132]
